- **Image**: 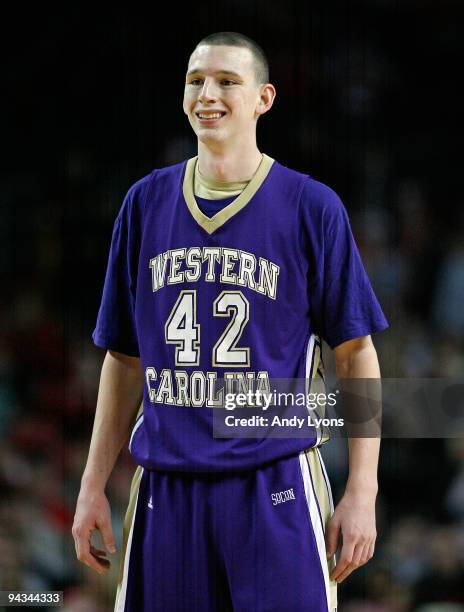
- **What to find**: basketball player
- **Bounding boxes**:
[73,32,388,611]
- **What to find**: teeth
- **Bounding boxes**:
[198,113,222,119]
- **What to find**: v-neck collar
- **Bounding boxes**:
[182,153,275,235]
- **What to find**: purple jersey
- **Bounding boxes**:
[92,154,388,472]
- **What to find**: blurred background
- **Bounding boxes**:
[1,1,464,610]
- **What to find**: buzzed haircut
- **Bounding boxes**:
[194,32,269,84]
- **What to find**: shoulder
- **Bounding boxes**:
[301,175,346,217]
[272,160,346,217]
[126,171,154,196]
[149,158,189,182]
[118,171,153,216]
[145,158,190,187]
[119,159,190,219]
[298,175,351,236]
[121,172,153,213]
[128,158,190,194]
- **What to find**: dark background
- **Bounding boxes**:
[1,2,464,610]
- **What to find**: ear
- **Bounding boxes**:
[256,83,276,117]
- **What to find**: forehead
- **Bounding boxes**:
[186,44,255,78]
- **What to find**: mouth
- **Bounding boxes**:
[195,111,227,124]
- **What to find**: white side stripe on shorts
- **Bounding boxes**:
[316,447,335,514]
[299,451,331,611]
[114,473,142,612]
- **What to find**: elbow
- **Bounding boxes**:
[334,335,377,378]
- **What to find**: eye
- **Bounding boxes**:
[221,79,236,86]
[188,78,203,86]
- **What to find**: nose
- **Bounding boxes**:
[198,78,218,104]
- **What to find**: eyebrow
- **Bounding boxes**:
[186,69,242,78]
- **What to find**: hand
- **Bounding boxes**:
[72,486,117,574]
[325,488,377,583]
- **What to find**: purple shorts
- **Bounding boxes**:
[115,448,337,611]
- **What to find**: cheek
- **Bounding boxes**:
[183,92,194,114]
[236,96,258,119]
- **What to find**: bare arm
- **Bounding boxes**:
[325,335,381,583]
[72,349,144,574]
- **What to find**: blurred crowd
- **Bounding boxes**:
[2,2,463,610]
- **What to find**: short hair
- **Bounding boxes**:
[193,32,269,85]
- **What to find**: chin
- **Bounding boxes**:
[197,130,226,146]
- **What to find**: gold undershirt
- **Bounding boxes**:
[194,160,251,199]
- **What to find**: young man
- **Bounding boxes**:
[73,32,388,611]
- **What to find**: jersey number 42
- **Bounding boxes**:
[165,290,250,368]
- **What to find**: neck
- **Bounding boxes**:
[197,139,262,182]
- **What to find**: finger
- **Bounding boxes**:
[74,527,109,574]
[366,539,375,563]
[98,517,117,554]
[351,541,366,567]
[73,533,80,560]
[330,539,356,581]
[370,539,376,557]
[335,541,370,583]
[325,519,341,560]
[83,551,111,574]
[73,524,91,562]
[93,556,111,569]
[89,544,111,569]
[89,547,110,570]
[90,545,108,557]
[358,541,372,566]
[333,561,356,583]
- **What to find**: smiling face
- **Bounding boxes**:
[183,44,268,149]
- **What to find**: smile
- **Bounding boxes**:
[195,111,226,121]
